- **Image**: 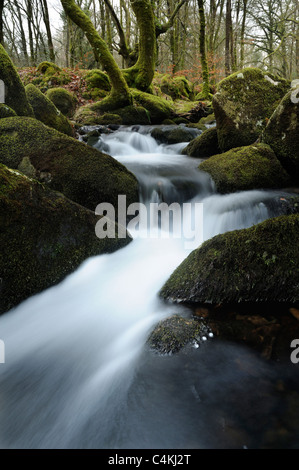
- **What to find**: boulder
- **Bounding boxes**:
[0,104,17,119]
[0,163,131,314]
[84,69,111,91]
[213,68,290,152]
[45,87,78,117]
[198,143,291,193]
[151,126,197,145]
[0,44,34,117]
[130,89,174,123]
[160,213,299,304]
[160,74,194,100]
[37,61,62,75]
[0,117,139,212]
[25,83,73,136]
[263,86,299,182]
[147,314,202,354]
[183,127,220,158]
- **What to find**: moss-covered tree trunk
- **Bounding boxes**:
[123,0,157,91]
[60,0,131,109]
[197,0,210,99]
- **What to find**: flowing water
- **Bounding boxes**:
[0,125,298,449]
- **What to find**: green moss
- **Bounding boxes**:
[73,105,105,126]
[0,163,132,314]
[0,104,17,118]
[263,88,299,182]
[84,69,111,91]
[160,213,299,304]
[183,127,220,158]
[0,44,34,117]
[130,88,174,123]
[159,74,194,100]
[198,143,292,193]
[45,87,78,117]
[213,68,290,152]
[25,83,73,136]
[0,116,139,212]
[37,61,62,75]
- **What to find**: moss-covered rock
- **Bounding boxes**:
[183,127,220,158]
[0,44,34,117]
[130,88,174,123]
[263,86,299,182]
[147,314,202,354]
[73,105,105,126]
[0,117,139,212]
[160,213,299,304]
[198,143,292,193]
[37,61,62,75]
[160,74,194,100]
[213,68,290,152]
[0,163,131,314]
[25,83,73,136]
[84,69,111,91]
[0,104,17,119]
[45,87,77,117]
[151,126,196,145]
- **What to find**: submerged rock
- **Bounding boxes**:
[0,117,139,212]
[147,314,202,354]
[213,68,290,152]
[263,86,299,182]
[198,143,292,193]
[160,214,299,304]
[183,127,220,158]
[25,83,73,136]
[151,126,196,145]
[0,164,131,314]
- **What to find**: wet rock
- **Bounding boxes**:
[0,117,139,213]
[198,143,292,193]
[183,127,220,159]
[0,163,131,314]
[160,214,299,304]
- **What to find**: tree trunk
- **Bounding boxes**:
[41,0,55,62]
[225,0,232,76]
[60,0,131,109]
[124,0,157,91]
[197,0,210,98]
[0,0,4,45]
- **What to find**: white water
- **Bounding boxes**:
[0,126,295,448]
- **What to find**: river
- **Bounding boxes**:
[0,125,298,449]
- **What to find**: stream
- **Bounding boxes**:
[0,125,298,449]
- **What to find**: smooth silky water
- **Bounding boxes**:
[0,126,298,449]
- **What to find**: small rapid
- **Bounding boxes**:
[0,125,297,449]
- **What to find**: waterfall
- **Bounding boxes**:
[0,125,295,449]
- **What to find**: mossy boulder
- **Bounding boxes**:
[183,127,220,158]
[25,83,73,136]
[0,163,131,314]
[0,104,17,119]
[213,68,290,152]
[160,74,194,100]
[45,87,78,117]
[263,86,299,182]
[198,143,292,193]
[147,314,202,354]
[160,213,299,304]
[84,69,111,91]
[73,105,105,126]
[0,117,139,212]
[0,44,34,117]
[151,126,196,145]
[130,89,174,123]
[37,61,62,75]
